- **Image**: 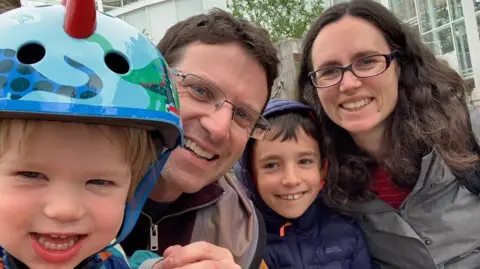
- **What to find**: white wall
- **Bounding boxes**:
[110,0,227,44]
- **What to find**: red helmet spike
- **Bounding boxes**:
[64,0,97,39]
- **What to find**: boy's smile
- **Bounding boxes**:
[31,233,86,263]
[276,191,309,201]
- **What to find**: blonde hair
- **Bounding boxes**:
[0,119,158,199]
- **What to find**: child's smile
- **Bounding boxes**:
[276,191,309,201]
[31,233,87,263]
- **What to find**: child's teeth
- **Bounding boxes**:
[37,235,79,251]
[280,193,303,200]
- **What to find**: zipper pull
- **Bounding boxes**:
[150,224,159,251]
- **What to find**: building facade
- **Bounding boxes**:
[21,0,227,44]
[100,0,227,44]
[325,0,480,101]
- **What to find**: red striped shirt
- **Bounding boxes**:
[371,167,411,209]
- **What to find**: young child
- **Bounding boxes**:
[235,99,372,269]
[0,1,182,269]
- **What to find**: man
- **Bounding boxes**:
[121,8,279,269]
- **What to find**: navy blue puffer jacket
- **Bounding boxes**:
[234,99,372,269]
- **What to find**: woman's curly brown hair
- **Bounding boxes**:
[297,0,479,209]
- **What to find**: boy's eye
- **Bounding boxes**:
[299,159,314,165]
[263,163,279,169]
[17,171,46,180]
[87,179,115,186]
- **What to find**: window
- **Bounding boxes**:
[390,0,417,22]
[175,0,204,21]
[449,0,463,20]
[422,26,454,54]
[418,0,450,32]
[123,0,140,5]
[475,0,480,12]
[453,21,473,77]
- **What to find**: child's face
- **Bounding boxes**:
[0,121,132,269]
[253,129,323,219]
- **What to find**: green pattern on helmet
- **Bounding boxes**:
[87,33,177,111]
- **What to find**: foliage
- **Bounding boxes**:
[228,0,324,41]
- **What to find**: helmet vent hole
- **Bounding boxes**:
[105,52,130,75]
[17,43,46,65]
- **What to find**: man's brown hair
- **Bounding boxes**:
[158,8,279,104]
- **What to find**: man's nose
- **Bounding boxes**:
[200,104,233,142]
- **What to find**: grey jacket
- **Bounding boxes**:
[347,106,480,269]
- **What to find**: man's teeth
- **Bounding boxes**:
[185,139,215,159]
[37,234,79,251]
[341,98,372,110]
[279,193,304,200]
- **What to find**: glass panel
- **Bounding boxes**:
[475,0,480,12]
[203,0,228,10]
[390,0,417,22]
[453,21,473,77]
[332,0,350,4]
[422,26,454,54]
[175,0,204,21]
[124,0,140,5]
[102,0,122,11]
[449,0,463,20]
[147,0,176,44]
[418,0,450,32]
[478,14,480,38]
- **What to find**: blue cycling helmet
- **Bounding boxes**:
[0,0,183,245]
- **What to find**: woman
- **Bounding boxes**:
[297,0,480,268]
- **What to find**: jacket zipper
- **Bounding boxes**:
[141,192,224,251]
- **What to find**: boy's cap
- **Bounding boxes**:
[263,99,313,118]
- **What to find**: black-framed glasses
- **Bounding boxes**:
[308,51,399,88]
[168,68,270,140]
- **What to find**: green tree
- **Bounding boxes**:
[228,0,324,42]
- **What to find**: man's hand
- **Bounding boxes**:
[152,241,241,269]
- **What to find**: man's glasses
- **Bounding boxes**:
[169,69,270,140]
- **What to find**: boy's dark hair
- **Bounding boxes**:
[248,111,322,176]
[263,111,320,144]
[157,8,280,108]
